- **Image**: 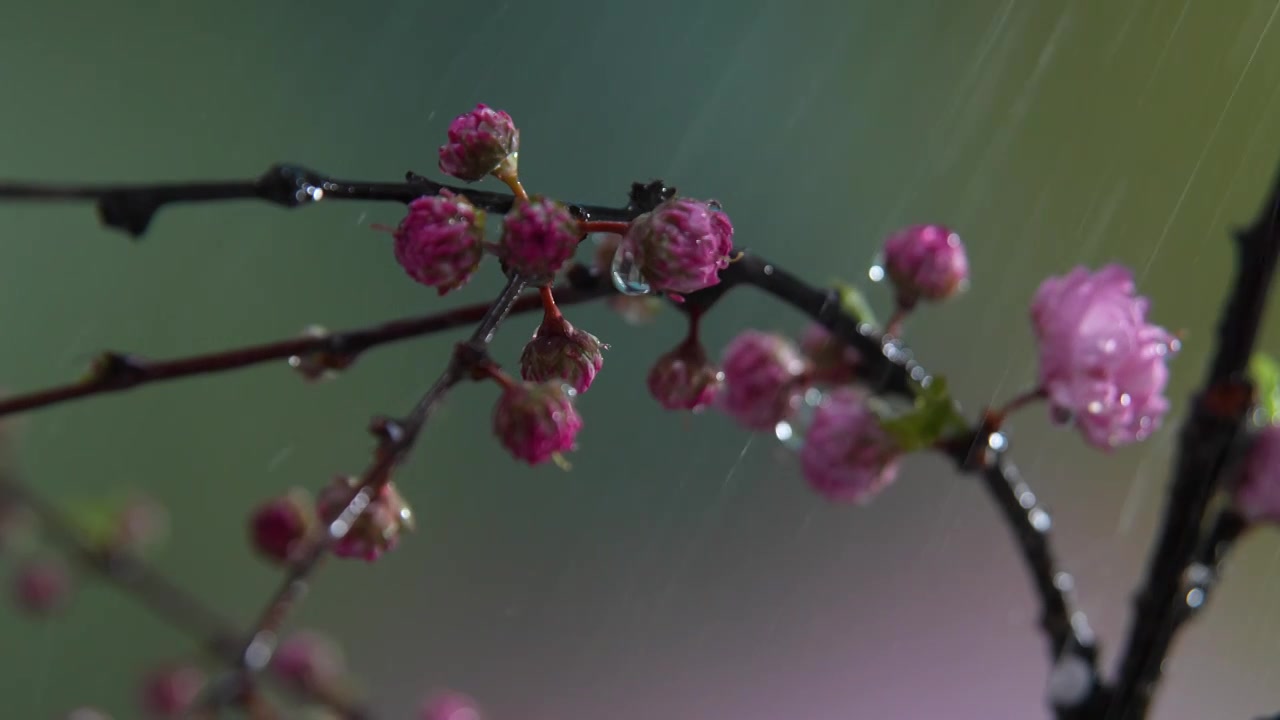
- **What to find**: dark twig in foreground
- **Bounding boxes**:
[1102,164,1280,720]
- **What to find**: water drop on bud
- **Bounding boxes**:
[610,241,651,296]
[774,387,826,451]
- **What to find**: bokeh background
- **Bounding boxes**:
[1,1,1279,718]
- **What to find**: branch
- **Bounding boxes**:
[0,267,616,420]
[0,165,640,238]
[1105,161,1280,719]
[0,470,373,718]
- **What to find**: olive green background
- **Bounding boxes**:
[2,1,1280,718]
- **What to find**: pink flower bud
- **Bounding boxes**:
[647,340,723,412]
[12,557,71,616]
[249,490,316,565]
[1030,265,1178,450]
[493,380,582,465]
[719,330,807,431]
[625,198,734,295]
[499,196,580,283]
[421,692,482,720]
[519,314,607,394]
[437,104,519,183]
[140,665,205,719]
[271,630,346,691]
[882,224,969,308]
[799,324,860,386]
[1233,424,1280,524]
[316,477,415,562]
[799,388,901,503]
[393,191,486,295]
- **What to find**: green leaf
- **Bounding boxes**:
[831,281,879,328]
[1249,352,1280,425]
[875,376,969,452]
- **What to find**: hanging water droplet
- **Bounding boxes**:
[774,388,826,451]
[706,199,723,212]
[610,242,651,295]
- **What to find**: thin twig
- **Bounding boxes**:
[1104,162,1280,720]
[0,269,616,420]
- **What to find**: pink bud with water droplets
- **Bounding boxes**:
[393,191,486,295]
[519,314,607,394]
[437,104,519,183]
[882,224,969,309]
[625,198,734,295]
[799,324,860,386]
[421,692,482,720]
[140,665,205,719]
[799,388,901,503]
[493,379,582,465]
[271,630,346,692]
[499,196,580,284]
[1030,265,1178,450]
[719,330,808,431]
[249,490,316,565]
[647,340,723,412]
[316,477,415,562]
[12,557,71,616]
[1233,424,1280,524]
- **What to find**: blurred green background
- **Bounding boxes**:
[1,1,1280,718]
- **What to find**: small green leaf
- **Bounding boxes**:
[831,281,879,328]
[1249,352,1280,425]
[875,376,969,452]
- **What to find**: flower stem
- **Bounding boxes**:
[495,169,528,202]
[539,286,563,323]
[986,387,1048,429]
[579,220,630,235]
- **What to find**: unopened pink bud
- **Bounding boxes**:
[499,196,580,283]
[249,490,315,565]
[493,380,582,465]
[1233,424,1280,524]
[140,665,205,719]
[393,191,486,295]
[12,557,71,616]
[647,340,723,412]
[625,198,734,295]
[799,324,860,386]
[437,104,519,183]
[271,630,346,691]
[519,314,607,394]
[316,477,415,562]
[719,330,807,431]
[799,388,901,503]
[882,224,969,308]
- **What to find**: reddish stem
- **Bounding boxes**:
[886,305,911,338]
[579,220,631,235]
[539,285,563,323]
[986,387,1048,430]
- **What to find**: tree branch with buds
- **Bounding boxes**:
[0,102,1276,720]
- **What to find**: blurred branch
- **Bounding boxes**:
[0,268,615,420]
[1104,161,1280,720]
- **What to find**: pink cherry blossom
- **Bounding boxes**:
[393,191,485,295]
[1030,264,1178,450]
[437,104,519,182]
[718,330,807,431]
[625,198,734,295]
[799,388,901,503]
[882,224,969,308]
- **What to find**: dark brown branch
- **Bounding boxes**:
[1104,161,1280,719]
[0,269,616,420]
[0,165,641,238]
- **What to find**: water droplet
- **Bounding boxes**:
[774,389,826,451]
[1086,400,1104,414]
[706,199,723,212]
[1119,393,1132,407]
[1029,508,1052,532]
[610,243,650,295]
[288,325,351,383]
[1185,587,1205,609]
[1047,654,1093,708]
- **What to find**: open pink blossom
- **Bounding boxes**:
[625,198,734,295]
[799,388,901,503]
[493,380,583,465]
[718,330,807,431]
[1233,424,1280,524]
[1030,264,1178,450]
[437,104,519,182]
[882,224,969,308]
[499,196,580,283]
[393,191,485,295]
